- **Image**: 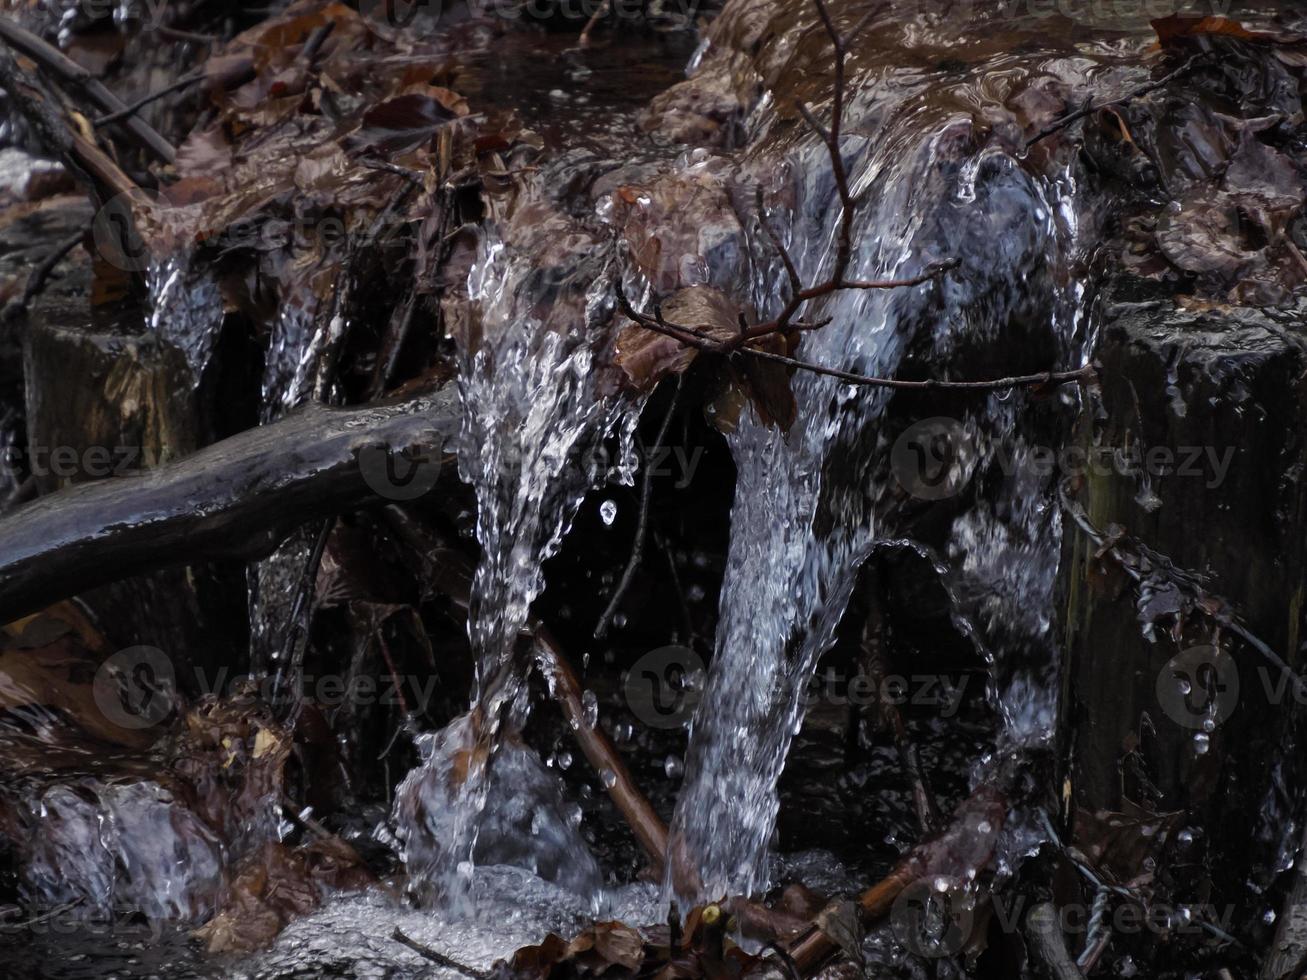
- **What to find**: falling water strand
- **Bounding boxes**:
[145,256,223,386]
[248,300,338,681]
[11,779,224,921]
[667,104,1085,900]
[394,222,640,908]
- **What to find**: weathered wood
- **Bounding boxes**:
[1061,275,1307,899]
[1263,818,1307,979]
[0,389,459,623]
[24,285,199,495]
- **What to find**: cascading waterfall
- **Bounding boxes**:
[145,256,224,388]
[667,94,1086,900]
[248,300,340,682]
[394,212,641,907]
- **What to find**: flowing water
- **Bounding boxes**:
[392,206,643,908]
[9,0,1298,975]
[663,3,1101,901]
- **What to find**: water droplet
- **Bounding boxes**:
[1193,732,1210,754]
[1202,717,1216,732]
[600,769,617,789]
[581,690,599,728]
[599,499,618,525]
[664,755,683,779]
[557,751,573,770]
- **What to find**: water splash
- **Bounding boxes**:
[394,214,640,906]
[10,779,224,922]
[394,716,602,904]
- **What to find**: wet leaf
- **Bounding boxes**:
[813,900,863,967]
[613,285,739,390]
[1152,15,1300,46]
[1072,803,1182,884]
[1156,196,1248,277]
[348,90,460,156]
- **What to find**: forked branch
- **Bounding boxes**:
[620,0,1093,396]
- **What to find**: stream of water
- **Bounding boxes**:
[663,14,1093,902]
[392,204,643,908]
[5,1,1277,975]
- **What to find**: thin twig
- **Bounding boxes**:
[756,184,802,297]
[0,18,175,163]
[0,45,143,202]
[1025,53,1209,149]
[1026,903,1088,980]
[618,0,1090,397]
[578,0,612,46]
[94,71,204,128]
[152,25,218,45]
[278,793,332,840]
[2,228,83,323]
[594,376,681,640]
[361,159,426,185]
[276,516,335,719]
[742,345,1097,391]
[301,21,336,65]
[392,928,490,980]
[653,527,697,647]
[0,899,82,932]
[1060,482,1307,702]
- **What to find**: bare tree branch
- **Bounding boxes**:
[620,0,1090,396]
[0,18,176,163]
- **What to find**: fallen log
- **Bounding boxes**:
[0,389,458,622]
